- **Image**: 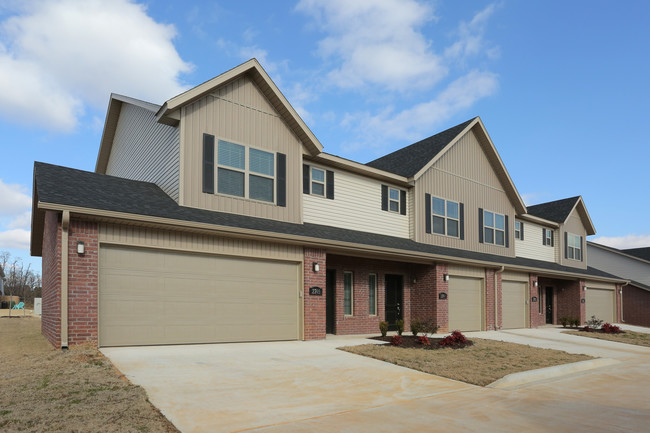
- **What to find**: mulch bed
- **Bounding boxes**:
[371,335,473,350]
[574,327,626,334]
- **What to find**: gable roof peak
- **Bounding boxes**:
[527,195,596,235]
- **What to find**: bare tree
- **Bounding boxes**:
[0,251,42,314]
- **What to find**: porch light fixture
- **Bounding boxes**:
[443,274,450,282]
[312,262,320,273]
[77,241,85,255]
[533,281,538,287]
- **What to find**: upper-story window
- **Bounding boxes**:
[566,233,583,261]
[311,168,325,196]
[514,221,523,240]
[480,209,508,247]
[388,188,400,212]
[216,140,275,203]
[543,228,554,246]
[303,164,334,199]
[381,185,406,215]
[432,196,459,237]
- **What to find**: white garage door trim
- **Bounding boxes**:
[99,245,301,347]
[448,276,483,332]
[501,280,528,329]
[585,287,615,324]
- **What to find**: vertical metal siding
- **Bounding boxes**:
[180,76,302,224]
[105,103,180,201]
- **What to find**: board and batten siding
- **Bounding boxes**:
[180,75,303,224]
[415,128,515,257]
[98,223,303,262]
[106,103,180,201]
[302,162,410,238]
[514,219,556,262]
[559,210,587,269]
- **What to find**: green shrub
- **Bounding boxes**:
[410,318,423,336]
[379,321,389,337]
[560,317,570,328]
[570,318,581,328]
[422,319,439,335]
[585,315,602,329]
[395,319,405,336]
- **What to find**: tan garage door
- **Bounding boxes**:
[99,245,300,347]
[448,276,483,331]
[586,288,615,324]
[501,281,528,329]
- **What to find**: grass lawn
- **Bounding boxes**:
[564,330,650,347]
[0,317,178,432]
[341,337,593,386]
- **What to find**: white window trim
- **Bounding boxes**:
[484,209,506,246]
[216,138,276,204]
[310,167,326,197]
[514,221,521,240]
[368,273,377,316]
[431,196,460,238]
[567,233,582,261]
[544,229,553,247]
[344,271,354,316]
[388,187,401,213]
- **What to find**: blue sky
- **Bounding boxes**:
[1,0,649,273]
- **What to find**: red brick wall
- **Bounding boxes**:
[41,211,61,348]
[485,269,501,330]
[555,280,582,324]
[622,284,650,327]
[529,274,545,328]
[433,264,449,333]
[67,219,99,345]
[304,248,326,340]
[410,263,448,333]
[326,255,412,335]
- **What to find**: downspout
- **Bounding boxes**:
[620,281,629,323]
[494,266,504,330]
[61,210,70,349]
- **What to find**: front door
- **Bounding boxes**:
[385,274,403,330]
[326,269,336,334]
[545,286,554,324]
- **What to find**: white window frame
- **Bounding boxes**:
[216,139,276,204]
[344,271,354,316]
[368,273,377,316]
[388,188,401,213]
[484,210,505,246]
[544,229,553,246]
[567,233,582,261]
[310,167,326,197]
[432,196,460,238]
[514,221,521,240]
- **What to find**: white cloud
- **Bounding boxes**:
[445,3,501,61]
[0,229,30,250]
[296,0,446,92]
[0,179,31,217]
[7,212,31,230]
[0,0,192,132]
[591,235,650,250]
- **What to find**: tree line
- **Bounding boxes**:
[1,251,42,308]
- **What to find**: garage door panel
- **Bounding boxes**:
[99,246,299,347]
[502,281,527,329]
[448,276,483,331]
[586,289,615,323]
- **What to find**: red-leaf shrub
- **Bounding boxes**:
[439,330,468,347]
[602,323,622,334]
[416,335,430,346]
[583,325,592,332]
[390,335,402,346]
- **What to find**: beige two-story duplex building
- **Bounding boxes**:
[31,59,624,348]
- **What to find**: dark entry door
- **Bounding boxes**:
[326,269,336,334]
[385,274,403,330]
[545,287,554,324]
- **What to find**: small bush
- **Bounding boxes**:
[421,319,439,335]
[379,321,389,337]
[583,325,592,332]
[410,318,423,336]
[586,315,603,329]
[570,318,581,328]
[416,335,430,346]
[439,330,470,348]
[390,335,402,346]
[560,317,570,328]
[602,323,622,334]
[395,319,405,336]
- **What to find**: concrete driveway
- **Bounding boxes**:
[102,328,650,433]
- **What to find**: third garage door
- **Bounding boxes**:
[448,276,483,331]
[501,281,528,329]
[586,287,615,324]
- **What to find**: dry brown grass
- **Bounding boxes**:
[341,338,593,386]
[0,317,179,433]
[564,330,650,347]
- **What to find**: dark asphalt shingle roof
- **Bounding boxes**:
[526,196,580,223]
[365,118,476,177]
[34,162,619,281]
[622,247,650,262]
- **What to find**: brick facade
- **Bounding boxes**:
[410,263,450,332]
[529,274,546,328]
[485,269,502,330]
[303,248,326,340]
[41,211,61,347]
[554,279,584,325]
[622,284,650,327]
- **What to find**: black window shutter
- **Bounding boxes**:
[303,164,310,194]
[202,133,214,194]
[550,230,554,247]
[580,236,584,261]
[326,170,334,200]
[459,202,465,240]
[542,228,546,246]
[520,222,524,241]
[564,232,568,258]
[400,190,407,215]
[505,215,509,248]
[425,193,431,234]
[276,153,286,207]
[478,208,484,243]
[381,185,388,211]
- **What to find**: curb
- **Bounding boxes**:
[487,358,620,389]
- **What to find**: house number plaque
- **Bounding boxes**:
[309,287,323,296]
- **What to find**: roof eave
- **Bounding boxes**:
[518,214,560,228]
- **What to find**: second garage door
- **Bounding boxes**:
[501,281,528,329]
[586,287,615,324]
[99,245,300,347]
[448,276,483,331]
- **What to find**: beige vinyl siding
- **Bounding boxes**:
[303,162,409,238]
[415,129,515,257]
[180,75,302,223]
[98,223,303,262]
[514,220,556,262]
[106,103,180,201]
[560,210,587,269]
